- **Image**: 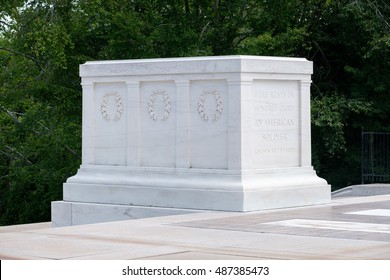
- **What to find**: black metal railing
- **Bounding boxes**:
[362,132,390,184]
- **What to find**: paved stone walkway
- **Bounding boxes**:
[1,194,390,259]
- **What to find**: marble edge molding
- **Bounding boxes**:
[79,55,313,77]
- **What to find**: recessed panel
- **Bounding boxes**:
[190,80,228,169]
[246,80,300,168]
[140,81,176,167]
[94,82,127,165]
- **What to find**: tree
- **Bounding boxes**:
[0,0,81,224]
[307,0,390,187]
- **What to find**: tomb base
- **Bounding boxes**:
[52,165,330,226]
[51,201,203,227]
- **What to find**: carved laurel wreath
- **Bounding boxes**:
[101,92,123,121]
[198,90,223,121]
[148,90,171,121]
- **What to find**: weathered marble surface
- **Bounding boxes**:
[52,55,330,227]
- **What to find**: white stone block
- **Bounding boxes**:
[52,55,330,227]
[51,201,202,226]
[51,201,72,227]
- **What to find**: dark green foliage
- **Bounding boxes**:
[0,0,81,225]
[307,0,390,187]
[0,0,389,224]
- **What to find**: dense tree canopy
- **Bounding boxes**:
[0,0,389,225]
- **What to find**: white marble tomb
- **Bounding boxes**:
[51,55,331,227]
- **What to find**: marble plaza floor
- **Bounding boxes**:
[1,191,390,259]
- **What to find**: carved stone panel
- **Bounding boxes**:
[246,79,300,168]
[190,80,228,169]
[140,81,176,167]
[197,90,223,122]
[101,92,124,121]
[147,90,171,121]
[94,82,127,166]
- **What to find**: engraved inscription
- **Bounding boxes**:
[254,104,294,112]
[101,92,123,121]
[198,90,223,121]
[254,91,294,99]
[253,89,296,128]
[262,133,287,142]
[252,87,298,158]
[255,147,295,154]
[255,133,294,155]
[255,118,295,127]
[148,90,171,121]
